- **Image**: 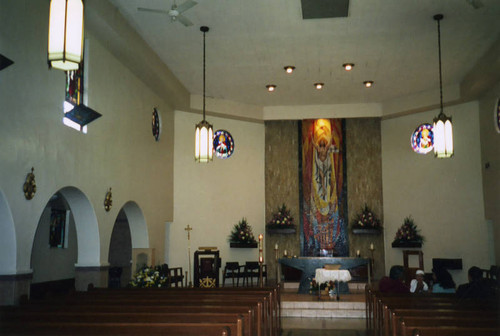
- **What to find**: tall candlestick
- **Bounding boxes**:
[258,234,263,263]
[258,234,264,287]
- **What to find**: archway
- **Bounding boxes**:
[31,192,78,298]
[108,208,132,288]
[30,186,100,295]
[120,201,150,277]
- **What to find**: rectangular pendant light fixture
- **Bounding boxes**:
[48,0,84,71]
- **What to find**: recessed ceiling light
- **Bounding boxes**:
[314,83,324,90]
[363,81,374,88]
[342,63,354,71]
[284,66,295,74]
[266,84,277,92]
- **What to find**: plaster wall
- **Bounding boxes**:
[477,81,500,264]
[0,0,174,277]
[31,207,78,283]
[381,101,488,285]
[171,111,265,283]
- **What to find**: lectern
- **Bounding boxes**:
[194,248,221,288]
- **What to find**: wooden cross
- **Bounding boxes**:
[185,224,193,240]
[184,224,193,287]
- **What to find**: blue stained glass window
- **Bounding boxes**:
[411,123,434,154]
[213,130,234,159]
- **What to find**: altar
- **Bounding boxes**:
[278,257,371,294]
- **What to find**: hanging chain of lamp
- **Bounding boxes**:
[432,14,453,158]
[195,26,214,163]
[47,0,84,71]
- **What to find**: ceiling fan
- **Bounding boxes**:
[138,0,198,27]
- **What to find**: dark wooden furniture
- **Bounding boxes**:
[194,249,221,287]
[222,262,242,287]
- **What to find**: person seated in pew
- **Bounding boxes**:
[379,265,410,293]
[431,267,456,293]
[410,269,429,293]
[456,266,496,299]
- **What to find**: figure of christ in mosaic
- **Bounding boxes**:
[301,119,348,256]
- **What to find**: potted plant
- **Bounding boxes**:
[228,218,257,248]
[351,204,382,234]
[391,216,424,248]
[266,204,296,234]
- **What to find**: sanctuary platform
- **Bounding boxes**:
[281,281,366,319]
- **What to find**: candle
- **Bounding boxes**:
[370,243,374,250]
[356,250,360,257]
[284,249,287,256]
[258,234,263,263]
[275,243,278,250]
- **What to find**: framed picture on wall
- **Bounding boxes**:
[49,209,67,248]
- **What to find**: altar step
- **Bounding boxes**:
[281,282,366,319]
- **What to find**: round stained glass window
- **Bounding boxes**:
[411,123,434,154]
[213,130,234,159]
[152,108,161,141]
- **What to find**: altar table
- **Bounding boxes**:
[315,269,352,300]
[279,257,370,294]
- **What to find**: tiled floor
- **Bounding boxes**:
[281,283,368,335]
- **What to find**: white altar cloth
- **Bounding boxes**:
[315,269,352,284]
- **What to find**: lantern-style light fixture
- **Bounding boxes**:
[195,26,213,163]
[432,14,453,158]
[48,0,84,71]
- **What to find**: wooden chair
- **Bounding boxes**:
[242,262,267,287]
[222,262,241,287]
[403,250,424,286]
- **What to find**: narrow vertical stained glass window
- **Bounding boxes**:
[63,61,87,133]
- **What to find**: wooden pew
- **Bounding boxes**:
[366,287,499,336]
[390,308,499,336]
[0,321,241,336]
[85,285,281,334]
[400,319,500,336]
[65,296,266,335]
[70,287,278,336]
[2,285,280,336]
[0,311,248,336]
[84,286,280,336]
[13,287,278,336]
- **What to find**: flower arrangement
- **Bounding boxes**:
[392,216,424,245]
[267,204,294,227]
[128,265,169,288]
[351,204,382,230]
[310,278,336,293]
[228,218,257,244]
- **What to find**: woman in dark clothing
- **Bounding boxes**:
[379,265,410,293]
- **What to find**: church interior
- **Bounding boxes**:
[1,1,499,332]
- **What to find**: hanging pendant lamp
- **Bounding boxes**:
[432,14,453,158]
[195,26,214,163]
[48,0,84,71]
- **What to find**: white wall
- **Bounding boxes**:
[381,101,488,285]
[477,81,500,264]
[31,208,78,283]
[0,0,174,276]
[170,111,265,283]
